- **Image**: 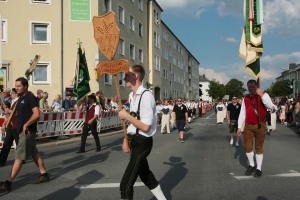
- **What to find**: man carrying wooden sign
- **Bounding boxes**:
[93,11,166,200]
[118,64,166,200]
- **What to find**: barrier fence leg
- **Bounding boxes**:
[57,117,69,140]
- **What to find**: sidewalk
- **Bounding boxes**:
[35,128,124,149]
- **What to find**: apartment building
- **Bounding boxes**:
[1,0,200,101]
[0,0,100,98]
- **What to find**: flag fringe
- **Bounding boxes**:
[245,67,260,79]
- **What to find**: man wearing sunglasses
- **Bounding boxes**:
[226,95,241,146]
[118,64,166,200]
[173,97,188,143]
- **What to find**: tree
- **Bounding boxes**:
[224,78,247,99]
[264,82,275,98]
[271,79,293,97]
[207,79,226,100]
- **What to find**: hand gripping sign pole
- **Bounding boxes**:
[92,11,130,152]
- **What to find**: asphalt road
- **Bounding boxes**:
[0,110,300,200]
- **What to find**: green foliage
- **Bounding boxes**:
[207,79,226,100]
[224,78,247,99]
[264,82,275,98]
[271,79,293,97]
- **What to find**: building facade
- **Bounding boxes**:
[199,74,211,101]
[1,0,200,101]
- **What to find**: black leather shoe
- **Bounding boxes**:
[245,165,256,175]
[76,150,85,153]
[95,148,101,152]
[254,169,262,178]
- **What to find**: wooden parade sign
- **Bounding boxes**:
[92,11,120,61]
[97,59,129,76]
[93,11,130,152]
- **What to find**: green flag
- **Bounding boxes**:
[73,47,91,105]
[239,0,264,79]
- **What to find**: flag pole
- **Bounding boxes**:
[257,77,261,127]
[113,75,130,151]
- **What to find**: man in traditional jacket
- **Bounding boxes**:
[237,79,275,178]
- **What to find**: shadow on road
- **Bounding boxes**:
[39,170,104,200]
[151,156,187,200]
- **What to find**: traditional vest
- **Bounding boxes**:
[85,105,96,123]
[198,102,202,108]
[244,94,267,124]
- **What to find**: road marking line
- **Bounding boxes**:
[74,182,145,189]
[206,112,215,119]
[269,173,300,178]
[232,171,300,180]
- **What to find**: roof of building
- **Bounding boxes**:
[199,74,210,82]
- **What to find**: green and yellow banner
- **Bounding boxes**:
[73,46,91,105]
[239,0,264,79]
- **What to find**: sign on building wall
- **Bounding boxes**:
[0,68,7,91]
[70,0,91,21]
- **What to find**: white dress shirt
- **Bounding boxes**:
[88,103,100,116]
[127,85,156,137]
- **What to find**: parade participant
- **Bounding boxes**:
[156,101,162,125]
[169,100,177,129]
[279,101,286,124]
[226,95,241,146]
[192,100,197,119]
[237,79,275,178]
[198,99,203,117]
[0,77,50,192]
[216,101,225,124]
[173,97,188,143]
[160,100,172,134]
[185,99,193,123]
[76,94,101,153]
[270,105,277,134]
[118,64,166,200]
[0,88,19,167]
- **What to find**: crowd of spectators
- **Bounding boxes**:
[0,87,215,126]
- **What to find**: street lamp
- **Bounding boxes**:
[281,68,299,97]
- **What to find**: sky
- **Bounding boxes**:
[156,0,300,90]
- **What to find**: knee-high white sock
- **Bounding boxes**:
[150,185,166,200]
[188,117,191,122]
[256,154,263,171]
[246,152,255,167]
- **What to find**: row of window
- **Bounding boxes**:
[118,5,144,37]
[1,20,50,44]
[118,39,144,63]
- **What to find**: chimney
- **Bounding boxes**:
[289,63,296,70]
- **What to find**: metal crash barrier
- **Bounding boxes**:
[0,110,128,148]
